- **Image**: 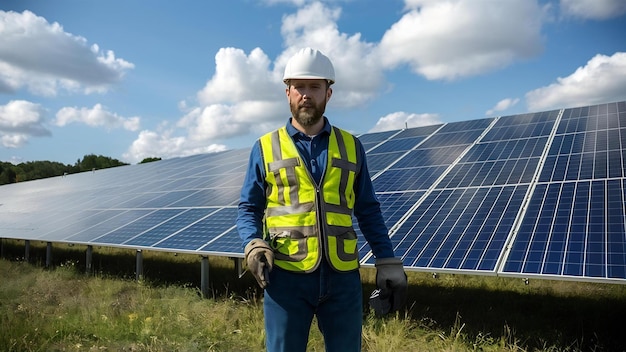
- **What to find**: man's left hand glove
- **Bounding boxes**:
[375,257,408,313]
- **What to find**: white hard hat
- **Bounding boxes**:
[283,47,335,85]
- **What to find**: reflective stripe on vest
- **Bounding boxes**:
[259,125,360,273]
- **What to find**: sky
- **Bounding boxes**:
[0,0,625,165]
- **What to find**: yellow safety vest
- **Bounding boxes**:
[259,125,361,273]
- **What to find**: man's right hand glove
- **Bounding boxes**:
[244,239,274,289]
[374,257,408,314]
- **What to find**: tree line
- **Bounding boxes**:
[0,154,161,186]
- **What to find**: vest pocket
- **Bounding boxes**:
[328,230,359,271]
[270,231,307,261]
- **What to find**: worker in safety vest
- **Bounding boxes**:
[236,47,408,352]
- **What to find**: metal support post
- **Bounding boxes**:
[234,257,245,278]
[201,256,210,299]
[25,240,30,262]
[86,245,93,275]
[135,249,143,281]
[46,242,52,268]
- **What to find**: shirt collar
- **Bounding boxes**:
[286,117,332,138]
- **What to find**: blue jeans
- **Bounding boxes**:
[264,260,363,352]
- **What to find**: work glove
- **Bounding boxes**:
[374,257,408,315]
[244,239,274,289]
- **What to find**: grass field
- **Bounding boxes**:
[1,240,625,351]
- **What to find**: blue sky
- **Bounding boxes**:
[1,0,625,165]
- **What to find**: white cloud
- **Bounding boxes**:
[126,46,286,163]
[55,104,140,131]
[0,10,133,96]
[129,2,385,161]
[486,98,520,116]
[369,112,441,132]
[560,0,626,20]
[1,134,29,149]
[122,129,227,164]
[197,47,282,105]
[0,100,50,148]
[378,0,547,80]
[526,52,626,111]
[184,46,288,143]
[179,100,285,142]
[129,0,554,161]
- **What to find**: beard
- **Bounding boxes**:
[290,99,326,127]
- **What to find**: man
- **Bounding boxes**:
[236,47,407,352]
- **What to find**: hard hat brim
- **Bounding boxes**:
[283,76,335,85]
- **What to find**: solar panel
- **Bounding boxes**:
[499,101,626,283]
[363,111,560,272]
[200,227,242,254]
[154,208,236,251]
[96,208,187,245]
[0,148,246,255]
[356,190,426,258]
[392,186,527,271]
[125,208,214,247]
[0,100,624,285]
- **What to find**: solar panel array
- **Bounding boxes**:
[1,100,624,284]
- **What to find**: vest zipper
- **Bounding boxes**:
[315,186,326,262]
[305,134,327,268]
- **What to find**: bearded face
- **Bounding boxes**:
[289,94,327,127]
[286,79,331,129]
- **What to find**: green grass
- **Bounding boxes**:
[1,240,625,351]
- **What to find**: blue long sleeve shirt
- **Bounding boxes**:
[236,117,395,260]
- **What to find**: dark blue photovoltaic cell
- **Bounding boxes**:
[539,130,626,182]
[437,118,493,133]
[440,158,539,188]
[607,179,626,279]
[369,136,426,153]
[155,208,237,251]
[502,180,626,279]
[462,138,548,162]
[449,160,540,187]
[419,129,485,148]
[483,118,556,141]
[125,208,216,247]
[97,209,186,244]
[377,192,426,231]
[373,166,449,192]
[388,186,527,271]
[392,146,467,169]
[356,191,426,258]
[357,130,398,144]
[65,210,154,242]
[494,110,559,127]
[557,104,622,134]
[367,152,405,174]
[200,227,241,253]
